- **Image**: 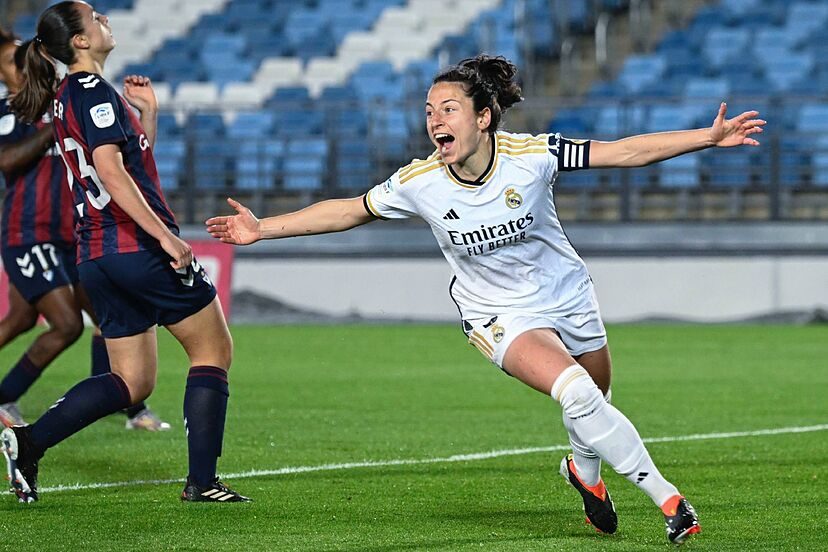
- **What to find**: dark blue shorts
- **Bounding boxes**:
[1,242,79,303]
[78,248,217,338]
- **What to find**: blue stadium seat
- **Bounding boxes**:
[660,155,700,188]
[684,6,725,49]
[763,53,814,92]
[617,55,667,94]
[283,157,326,190]
[273,110,325,136]
[330,12,375,43]
[647,105,695,133]
[207,61,256,90]
[779,136,810,187]
[684,77,729,101]
[320,85,358,104]
[703,27,751,70]
[328,110,369,136]
[154,138,186,190]
[786,2,828,45]
[334,139,372,189]
[193,140,232,189]
[266,86,311,109]
[549,108,592,135]
[156,113,180,137]
[227,111,276,139]
[121,62,163,81]
[556,171,601,190]
[235,139,285,189]
[185,114,225,137]
[282,138,328,190]
[811,135,828,187]
[705,150,755,188]
[593,105,646,137]
[284,10,328,50]
[795,104,828,132]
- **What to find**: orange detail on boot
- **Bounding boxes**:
[660,494,683,517]
[569,458,607,501]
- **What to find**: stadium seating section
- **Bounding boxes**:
[550,0,828,190]
[8,0,828,193]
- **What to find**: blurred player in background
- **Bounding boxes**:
[0,28,168,431]
[1,2,246,503]
[209,55,765,544]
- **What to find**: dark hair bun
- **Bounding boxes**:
[462,55,522,110]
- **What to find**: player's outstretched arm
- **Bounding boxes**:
[589,102,766,168]
[206,196,375,245]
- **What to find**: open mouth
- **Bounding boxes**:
[434,133,455,154]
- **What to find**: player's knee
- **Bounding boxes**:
[552,365,605,419]
[123,377,155,404]
[51,313,84,345]
[55,316,83,345]
[210,333,233,371]
[113,370,156,403]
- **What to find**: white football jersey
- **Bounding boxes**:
[365,131,594,320]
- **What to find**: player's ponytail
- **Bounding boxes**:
[432,54,523,133]
[11,1,84,123]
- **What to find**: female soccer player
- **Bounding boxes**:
[208,55,765,542]
[1,2,246,503]
[0,29,168,432]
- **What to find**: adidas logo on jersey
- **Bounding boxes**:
[79,74,100,89]
[443,209,460,220]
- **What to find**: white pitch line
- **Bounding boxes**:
[40,423,828,494]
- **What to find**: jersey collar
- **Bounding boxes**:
[444,134,498,189]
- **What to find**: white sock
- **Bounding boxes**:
[561,389,611,487]
[552,365,679,507]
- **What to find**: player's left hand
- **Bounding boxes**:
[709,102,766,147]
[123,75,158,113]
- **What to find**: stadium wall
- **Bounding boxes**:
[184,222,828,324]
[229,256,828,323]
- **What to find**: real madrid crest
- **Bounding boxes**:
[491,324,505,343]
[504,188,522,209]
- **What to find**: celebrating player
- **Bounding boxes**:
[0,28,168,431]
[208,55,765,543]
[1,2,247,503]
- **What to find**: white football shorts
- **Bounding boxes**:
[462,287,607,370]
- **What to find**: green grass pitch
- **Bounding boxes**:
[0,324,825,551]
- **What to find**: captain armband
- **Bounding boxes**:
[549,135,591,171]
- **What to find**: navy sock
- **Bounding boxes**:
[0,354,43,404]
[91,335,146,417]
[183,366,229,487]
[90,335,109,377]
[30,373,132,453]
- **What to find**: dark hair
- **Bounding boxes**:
[0,27,19,47]
[11,1,85,122]
[432,55,523,133]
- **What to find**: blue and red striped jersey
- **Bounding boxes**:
[0,98,75,249]
[52,72,178,262]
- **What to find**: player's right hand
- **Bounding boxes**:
[160,232,193,269]
[205,198,261,245]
